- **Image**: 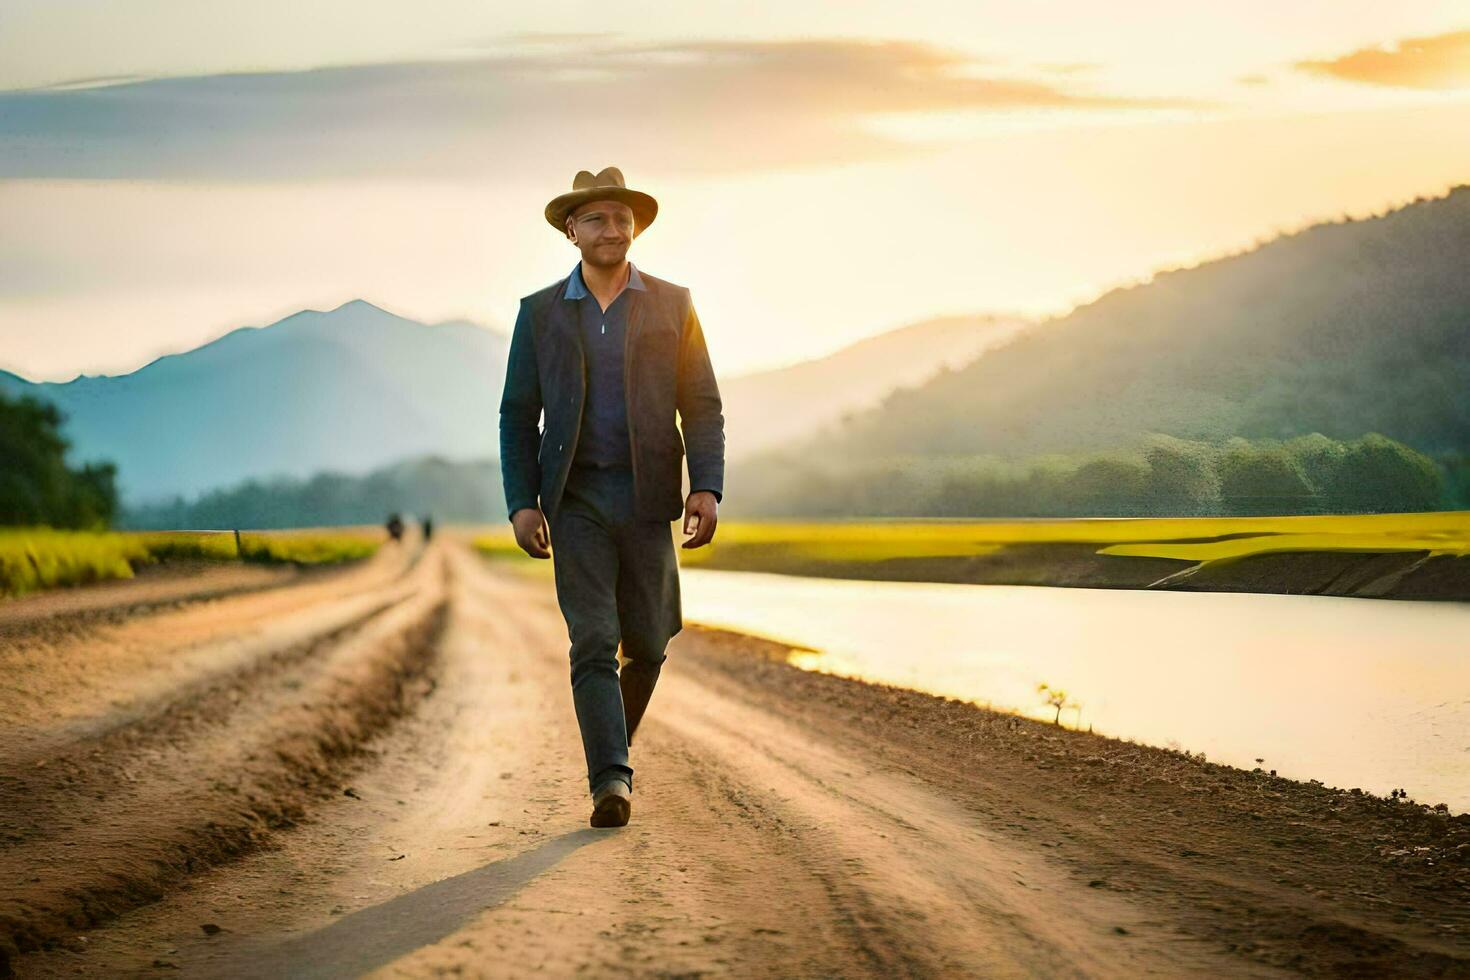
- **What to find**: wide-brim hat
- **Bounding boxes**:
[545,166,658,238]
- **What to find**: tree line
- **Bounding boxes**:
[0,391,118,528]
[119,455,505,529]
[727,431,1463,518]
[5,387,1464,529]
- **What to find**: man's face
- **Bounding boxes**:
[566,200,635,267]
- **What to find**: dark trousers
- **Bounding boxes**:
[547,462,683,795]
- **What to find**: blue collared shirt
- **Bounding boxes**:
[564,259,721,503]
[566,260,644,470]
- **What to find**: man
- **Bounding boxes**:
[499,166,725,829]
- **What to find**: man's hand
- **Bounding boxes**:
[511,507,551,558]
[681,491,718,549]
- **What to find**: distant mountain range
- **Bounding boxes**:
[0,295,1019,508]
[26,171,1461,523]
[0,301,510,504]
[763,184,1470,470]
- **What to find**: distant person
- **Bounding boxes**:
[499,166,726,828]
[421,514,434,541]
[385,512,404,542]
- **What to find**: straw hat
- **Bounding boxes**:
[545,166,658,238]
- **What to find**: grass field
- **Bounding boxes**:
[475,511,1470,563]
[135,528,383,565]
[471,511,1470,597]
[0,526,385,598]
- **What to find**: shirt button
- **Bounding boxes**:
[558,442,564,451]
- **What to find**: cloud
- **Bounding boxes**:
[0,36,1198,180]
[1035,62,1101,75]
[1295,29,1470,90]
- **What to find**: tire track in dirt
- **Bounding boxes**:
[9,539,590,978]
[8,541,1463,977]
[440,557,894,978]
[337,549,892,979]
[375,549,1265,978]
[0,543,451,972]
[1,537,426,733]
[11,544,894,978]
[0,562,303,638]
[2,589,414,774]
[5,543,1272,976]
[0,533,426,643]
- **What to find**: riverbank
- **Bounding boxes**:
[692,540,1470,600]
[473,512,1470,601]
[679,622,1470,975]
[690,512,1470,600]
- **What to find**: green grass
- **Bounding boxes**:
[135,528,382,565]
[0,526,385,598]
[690,512,1470,566]
[470,526,521,559]
[1094,515,1470,563]
[0,528,151,597]
[472,528,554,579]
[472,511,1470,575]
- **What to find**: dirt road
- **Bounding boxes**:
[2,534,1467,978]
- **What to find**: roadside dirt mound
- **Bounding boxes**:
[0,545,449,972]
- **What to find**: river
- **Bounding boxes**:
[678,568,1470,813]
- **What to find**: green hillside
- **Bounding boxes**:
[806,184,1470,461]
[730,185,1470,517]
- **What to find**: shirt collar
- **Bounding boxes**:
[565,260,645,300]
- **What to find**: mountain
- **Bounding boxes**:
[0,301,510,504]
[1,295,1037,507]
[718,314,1031,460]
[774,184,1470,467]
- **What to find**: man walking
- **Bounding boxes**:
[499,166,725,828]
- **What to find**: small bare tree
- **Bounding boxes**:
[1036,682,1081,727]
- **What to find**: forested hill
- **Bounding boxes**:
[796,184,1470,464]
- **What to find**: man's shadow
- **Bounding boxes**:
[213,828,608,979]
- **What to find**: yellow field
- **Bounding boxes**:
[471,523,1006,564]
[471,527,553,580]
[0,528,151,597]
[135,528,383,565]
[472,511,1470,571]
[0,526,384,598]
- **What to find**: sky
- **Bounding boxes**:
[1,2,1468,382]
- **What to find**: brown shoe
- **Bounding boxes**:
[590,780,631,828]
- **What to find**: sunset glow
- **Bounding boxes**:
[1,3,1467,381]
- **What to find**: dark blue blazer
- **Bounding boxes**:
[499,267,726,525]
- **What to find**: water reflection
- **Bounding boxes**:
[679,568,1470,813]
